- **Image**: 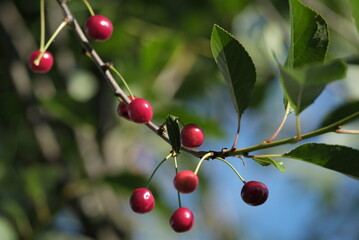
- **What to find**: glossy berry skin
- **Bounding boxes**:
[28,50,54,73]
[85,15,113,41]
[170,207,194,233]
[130,188,155,214]
[173,170,199,194]
[127,98,153,123]
[241,181,269,206]
[180,124,204,148]
[117,96,138,120]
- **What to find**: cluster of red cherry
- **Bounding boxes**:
[28,0,269,234]
[117,100,269,232]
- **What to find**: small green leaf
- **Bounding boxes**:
[253,157,287,173]
[286,0,329,68]
[349,0,359,34]
[166,115,181,153]
[210,24,256,122]
[279,59,347,114]
[320,101,359,127]
[283,143,359,178]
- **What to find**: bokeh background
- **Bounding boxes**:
[1,0,359,239]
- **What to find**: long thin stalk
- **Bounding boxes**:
[40,0,45,50]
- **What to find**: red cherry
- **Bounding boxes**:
[170,207,194,233]
[28,50,54,73]
[173,170,199,194]
[180,124,204,148]
[241,181,269,206]
[85,15,113,41]
[130,188,155,214]
[117,96,138,120]
[127,98,153,124]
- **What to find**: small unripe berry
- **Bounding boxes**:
[85,15,113,41]
[127,98,153,123]
[130,188,155,214]
[180,124,204,148]
[173,170,199,194]
[241,181,268,206]
[28,50,54,73]
[170,207,194,233]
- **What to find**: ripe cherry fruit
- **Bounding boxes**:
[117,96,138,120]
[170,207,194,233]
[127,98,153,124]
[241,181,269,206]
[85,15,113,41]
[180,124,204,148]
[173,170,199,194]
[130,188,155,214]
[28,50,54,73]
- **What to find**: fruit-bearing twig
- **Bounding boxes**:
[55,0,206,158]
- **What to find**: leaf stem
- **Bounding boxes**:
[231,122,240,149]
[82,0,95,16]
[109,66,134,99]
[336,129,359,134]
[146,153,172,188]
[265,103,291,143]
[249,154,283,158]
[295,114,302,141]
[216,157,246,184]
[34,20,68,66]
[40,0,45,50]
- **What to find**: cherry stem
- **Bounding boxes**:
[173,154,182,208]
[82,0,95,16]
[265,103,291,143]
[40,0,45,50]
[216,157,246,184]
[145,153,172,188]
[34,20,68,66]
[109,66,135,99]
[194,152,214,175]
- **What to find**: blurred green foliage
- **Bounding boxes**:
[0,0,359,239]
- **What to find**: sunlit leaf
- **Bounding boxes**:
[279,59,347,114]
[210,24,256,123]
[283,143,359,178]
[286,0,329,68]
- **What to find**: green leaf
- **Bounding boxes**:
[253,157,287,173]
[210,24,256,121]
[286,0,329,68]
[279,59,347,114]
[349,0,359,34]
[166,115,181,153]
[320,101,359,127]
[283,143,359,178]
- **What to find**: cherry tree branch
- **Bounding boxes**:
[55,0,206,157]
[55,0,359,161]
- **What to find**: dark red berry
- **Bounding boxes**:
[117,96,138,120]
[127,98,153,123]
[241,181,268,206]
[28,50,54,73]
[173,170,199,194]
[170,207,194,233]
[130,188,155,214]
[180,124,204,148]
[85,15,113,41]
